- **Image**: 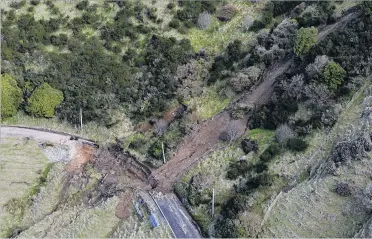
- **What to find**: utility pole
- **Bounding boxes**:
[212,188,215,218]
[162,142,165,164]
[79,107,83,129]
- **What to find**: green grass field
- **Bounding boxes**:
[0,137,50,237]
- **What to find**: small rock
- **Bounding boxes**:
[237,155,247,161]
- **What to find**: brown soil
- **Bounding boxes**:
[152,57,290,191]
[115,190,134,219]
[134,123,153,133]
[154,113,247,191]
[66,144,95,173]
[134,105,187,134]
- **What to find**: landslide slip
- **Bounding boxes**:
[152,11,359,192]
[153,58,290,192]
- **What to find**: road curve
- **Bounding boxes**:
[0,125,96,145]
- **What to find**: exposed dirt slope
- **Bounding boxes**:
[152,11,360,192]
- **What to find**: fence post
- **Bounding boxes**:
[212,188,215,218]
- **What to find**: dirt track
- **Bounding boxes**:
[152,11,360,192]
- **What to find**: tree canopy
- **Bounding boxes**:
[1,74,22,118]
[294,27,318,56]
[26,82,64,118]
[322,61,346,90]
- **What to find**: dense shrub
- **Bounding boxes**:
[148,140,165,160]
[10,1,26,9]
[305,55,329,81]
[271,18,298,51]
[322,61,346,90]
[296,2,335,27]
[169,18,180,28]
[229,66,261,93]
[197,11,211,30]
[1,74,22,118]
[243,172,274,192]
[227,160,252,180]
[167,2,176,10]
[334,182,352,197]
[241,139,258,154]
[30,0,40,6]
[272,1,301,17]
[176,60,208,98]
[275,124,296,145]
[26,83,64,118]
[286,138,308,151]
[360,183,372,211]
[187,174,212,206]
[174,0,218,28]
[221,194,249,219]
[331,133,372,163]
[259,143,280,162]
[294,27,318,56]
[242,15,253,32]
[128,138,147,149]
[209,40,243,83]
[76,0,89,10]
[250,3,273,31]
[217,4,238,22]
[215,218,239,238]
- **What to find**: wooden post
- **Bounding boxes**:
[212,188,215,218]
[79,107,83,129]
[162,142,165,164]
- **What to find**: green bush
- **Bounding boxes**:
[148,140,165,160]
[215,218,239,238]
[259,143,280,162]
[30,0,40,6]
[173,182,188,199]
[167,2,176,10]
[227,160,253,180]
[169,18,180,28]
[128,138,147,149]
[76,0,89,10]
[26,83,64,118]
[286,138,308,151]
[1,74,22,118]
[217,4,238,22]
[294,27,318,56]
[250,3,273,31]
[10,1,26,9]
[241,139,258,154]
[322,61,346,90]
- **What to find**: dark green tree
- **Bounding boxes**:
[294,27,318,56]
[26,83,64,118]
[1,74,22,118]
[322,61,346,90]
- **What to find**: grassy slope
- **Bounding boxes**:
[0,137,50,237]
[186,1,264,54]
[0,141,170,238]
[261,82,372,237]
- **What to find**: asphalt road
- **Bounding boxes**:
[0,126,95,145]
[154,194,201,238]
